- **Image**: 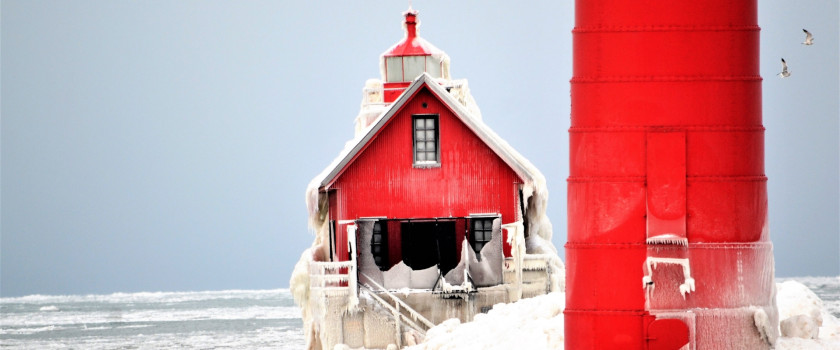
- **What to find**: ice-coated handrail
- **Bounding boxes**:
[358,282,428,345]
[358,271,436,330]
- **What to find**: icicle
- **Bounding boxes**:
[642,257,695,299]
[646,234,688,246]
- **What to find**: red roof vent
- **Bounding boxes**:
[384,7,427,57]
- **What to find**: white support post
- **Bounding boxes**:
[346,224,359,311]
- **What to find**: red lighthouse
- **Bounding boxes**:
[295,9,561,349]
[566,0,777,349]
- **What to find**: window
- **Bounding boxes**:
[385,56,442,82]
[371,221,388,270]
[403,56,426,81]
[470,218,494,259]
[386,57,403,83]
[413,115,439,165]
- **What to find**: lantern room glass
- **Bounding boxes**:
[385,56,441,82]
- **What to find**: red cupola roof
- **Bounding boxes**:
[382,8,437,57]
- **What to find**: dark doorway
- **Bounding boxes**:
[401,220,457,275]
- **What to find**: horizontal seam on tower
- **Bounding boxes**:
[565,242,645,248]
[567,176,645,183]
[686,242,773,249]
[688,175,767,182]
[569,126,765,133]
[564,309,646,315]
[572,24,760,33]
[571,75,762,83]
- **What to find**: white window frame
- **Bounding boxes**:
[412,114,440,167]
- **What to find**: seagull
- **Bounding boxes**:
[778,58,791,78]
[802,29,814,45]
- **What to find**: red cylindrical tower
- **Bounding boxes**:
[566,1,777,349]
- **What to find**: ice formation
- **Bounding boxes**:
[406,292,565,350]
[642,257,695,299]
[410,279,840,350]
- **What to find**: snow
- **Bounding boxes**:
[776,280,840,349]
[407,292,565,350]
[408,280,840,350]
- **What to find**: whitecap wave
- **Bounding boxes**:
[0,288,291,305]
[1,306,301,327]
[39,305,59,312]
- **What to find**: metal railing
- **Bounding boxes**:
[359,272,435,329]
[309,260,356,295]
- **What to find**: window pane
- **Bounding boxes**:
[417,142,426,151]
[416,130,425,141]
[474,220,482,231]
[426,57,442,78]
[425,118,435,129]
[415,118,425,128]
[386,57,403,82]
[417,152,426,161]
[373,235,382,243]
[475,243,485,252]
[404,56,425,81]
[425,130,435,141]
[373,246,381,254]
[426,141,435,152]
[484,220,492,230]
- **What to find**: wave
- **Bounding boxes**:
[0,325,67,335]
[1,305,302,327]
[0,288,291,305]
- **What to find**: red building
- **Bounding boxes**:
[295,8,561,349]
[307,9,553,291]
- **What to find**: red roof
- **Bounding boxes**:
[382,8,439,57]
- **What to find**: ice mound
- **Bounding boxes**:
[409,280,840,350]
[781,315,820,339]
[776,280,840,349]
[778,280,824,332]
[407,292,565,350]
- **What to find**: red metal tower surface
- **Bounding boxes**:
[566,1,777,349]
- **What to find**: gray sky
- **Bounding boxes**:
[1,1,837,297]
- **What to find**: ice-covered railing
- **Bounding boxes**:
[359,271,435,331]
[309,260,356,297]
[522,254,557,271]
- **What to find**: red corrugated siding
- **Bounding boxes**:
[331,87,521,261]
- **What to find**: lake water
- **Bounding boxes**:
[2,276,837,349]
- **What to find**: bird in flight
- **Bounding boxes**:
[802,29,814,45]
[778,58,791,78]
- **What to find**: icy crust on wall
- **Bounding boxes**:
[442,224,503,288]
[408,280,840,350]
